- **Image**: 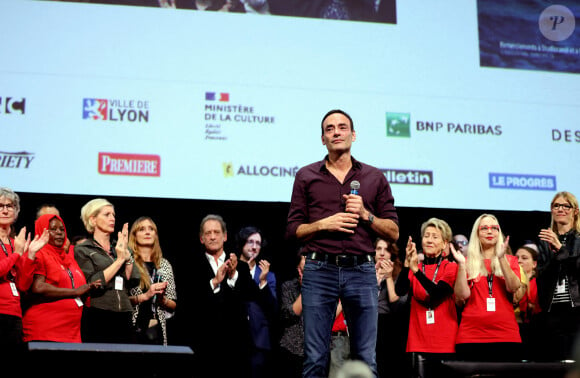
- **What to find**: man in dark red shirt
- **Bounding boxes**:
[286,109,399,377]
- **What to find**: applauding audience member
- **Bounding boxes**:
[513,244,540,358]
[454,214,522,361]
[74,198,140,343]
[536,191,580,361]
[278,252,306,378]
[396,218,459,373]
[128,216,177,346]
[0,188,44,352]
[375,237,408,378]
[23,214,100,343]
[236,226,277,378]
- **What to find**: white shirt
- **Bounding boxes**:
[205,251,238,293]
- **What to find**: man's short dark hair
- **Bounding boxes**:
[321,109,354,136]
[236,226,267,253]
[199,214,227,237]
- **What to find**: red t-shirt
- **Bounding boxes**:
[0,240,35,318]
[456,256,521,344]
[518,277,541,323]
[22,248,87,342]
[332,310,348,333]
[407,259,458,353]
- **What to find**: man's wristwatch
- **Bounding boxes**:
[367,213,375,224]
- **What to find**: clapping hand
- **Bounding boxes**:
[539,228,562,251]
[449,243,465,266]
[28,229,50,259]
[115,223,130,262]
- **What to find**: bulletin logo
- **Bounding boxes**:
[98,152,160,176]
[83,98,150,123]
[386,113,411,137]
[0,97,26,115]
[380,168,433,185]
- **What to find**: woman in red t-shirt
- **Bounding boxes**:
[453,214,523,361]
[22,214,100,343]
[395,217,459,371]
[0,187,45,351]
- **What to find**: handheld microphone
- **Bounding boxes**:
[350,180,360,195]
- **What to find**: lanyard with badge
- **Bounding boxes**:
[486,274,495,312]
[1,239,19,297]
[64,265,84,307]
[422,257,442,324]
[93,237,124,291]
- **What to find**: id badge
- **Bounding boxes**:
[486,297,496,312]
[426,310,435,324]
[74,297,84,307]
[115,276,124,290]
[9,282,19,297]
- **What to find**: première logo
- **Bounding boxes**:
[98,152,160,177]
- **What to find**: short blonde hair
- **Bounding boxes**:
[420,217,452,242]
[80,198,113,234]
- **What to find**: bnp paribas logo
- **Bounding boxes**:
[386,112,411,137]
[223,162,234,177]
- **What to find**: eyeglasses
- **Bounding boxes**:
[48,227,65,234]
[455,240,468,246]
[479,225,500,232]
[552,203,573,211]
[0,203,15,212]
[246,240,262,247]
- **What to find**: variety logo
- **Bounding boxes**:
[386,112,411,137]
[380,168,433,185]
[98,152,160,177]
[83,98,150,123]
[489,173,556,191]
[0,97,26,115]
[223,162,299,178]
[204,91,276,141]
[0,151,35,169]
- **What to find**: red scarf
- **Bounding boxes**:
[35,214,69,266]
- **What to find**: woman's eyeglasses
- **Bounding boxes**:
[552,203,573,211]
[479,225,500,232]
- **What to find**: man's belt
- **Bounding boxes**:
[304,251,374,267]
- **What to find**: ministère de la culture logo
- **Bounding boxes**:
[385,112,502,137]
[83,98,150,123]
[0,97,26,116]
[204,91,275,141]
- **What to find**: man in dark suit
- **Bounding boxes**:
[190,214,261,378]
[236,226,278,378]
